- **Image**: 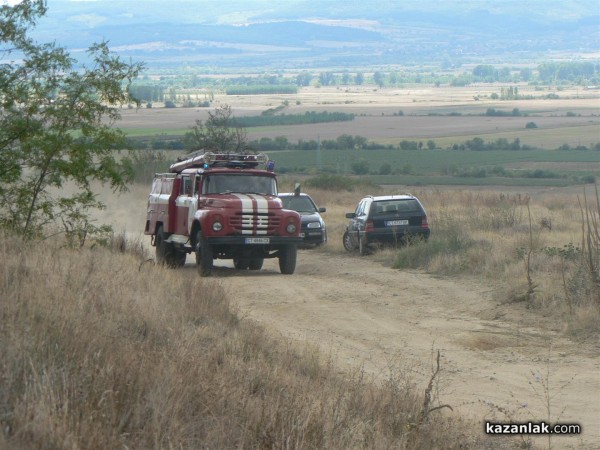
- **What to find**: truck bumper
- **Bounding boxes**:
[207,236,303,246]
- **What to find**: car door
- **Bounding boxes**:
[348,199,368,246]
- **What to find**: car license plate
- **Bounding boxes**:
[385,220,409,226]
[245,237,270,244]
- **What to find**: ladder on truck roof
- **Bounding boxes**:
[169,151,269,173]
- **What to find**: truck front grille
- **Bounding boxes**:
[229,213,280,235]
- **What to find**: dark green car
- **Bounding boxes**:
[343,194,430,255]
[279,192,327,247]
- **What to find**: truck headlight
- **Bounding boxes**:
[286,223,297,234]
[212,220,222,232]
[307,222,321,229]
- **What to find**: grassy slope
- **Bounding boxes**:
[0,233,495,449]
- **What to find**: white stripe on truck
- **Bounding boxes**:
[232,193,270,235]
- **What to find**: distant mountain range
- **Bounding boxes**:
[31,0,599,70]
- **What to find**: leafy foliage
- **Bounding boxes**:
[183,104,251,152]
[0,0,144,240]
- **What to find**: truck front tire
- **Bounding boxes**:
[278,245,297,274]
[195,230,213,276]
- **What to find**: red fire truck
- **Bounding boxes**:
[144,151,302,275]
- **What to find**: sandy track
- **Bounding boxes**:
[97,184,599,448]
[183,251,599,448]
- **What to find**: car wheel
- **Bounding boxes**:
[342,230,357,252]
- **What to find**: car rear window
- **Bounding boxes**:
[373,199,422,214]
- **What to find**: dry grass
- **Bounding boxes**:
[300,182,600,337]
[0,232,498,449]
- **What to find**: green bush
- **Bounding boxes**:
[379,163,392,175]
[351,160,369,175]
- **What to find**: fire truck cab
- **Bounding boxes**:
[144,151,302,276]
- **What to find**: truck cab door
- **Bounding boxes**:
[186,175,200,232]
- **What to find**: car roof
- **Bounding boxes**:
[278,193,312,198]
[370,194,416,201]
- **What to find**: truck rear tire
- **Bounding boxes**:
[156,225,185,267]
[249,258,264,270]
[156,226,167,264]
[234,258,250,270]
[278,245,297,274]
[170,250,187,268]
[195,230,213,276]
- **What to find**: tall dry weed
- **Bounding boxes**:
[0,232,491,449]
[304,184,599,335]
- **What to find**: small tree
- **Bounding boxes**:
[379,163,392,175]
[0,0,144,240]
[351,160,369,175]
[373,71,385,88]
[355,72,364,85]
[184,104,251,153]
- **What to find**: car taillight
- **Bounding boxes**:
[422,216,429,229]
[366,220,374,232]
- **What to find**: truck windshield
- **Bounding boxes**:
[204,174,277,195]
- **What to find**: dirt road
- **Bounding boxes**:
[195,251,599,449]
[98,185,598,448]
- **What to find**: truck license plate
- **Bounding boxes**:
[245,237,270,244]
[385,220,409,226]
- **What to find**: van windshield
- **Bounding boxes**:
[203,174,277,195]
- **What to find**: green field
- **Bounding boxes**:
[269,148,599,186]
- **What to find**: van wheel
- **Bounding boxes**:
[195,230,213,276]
